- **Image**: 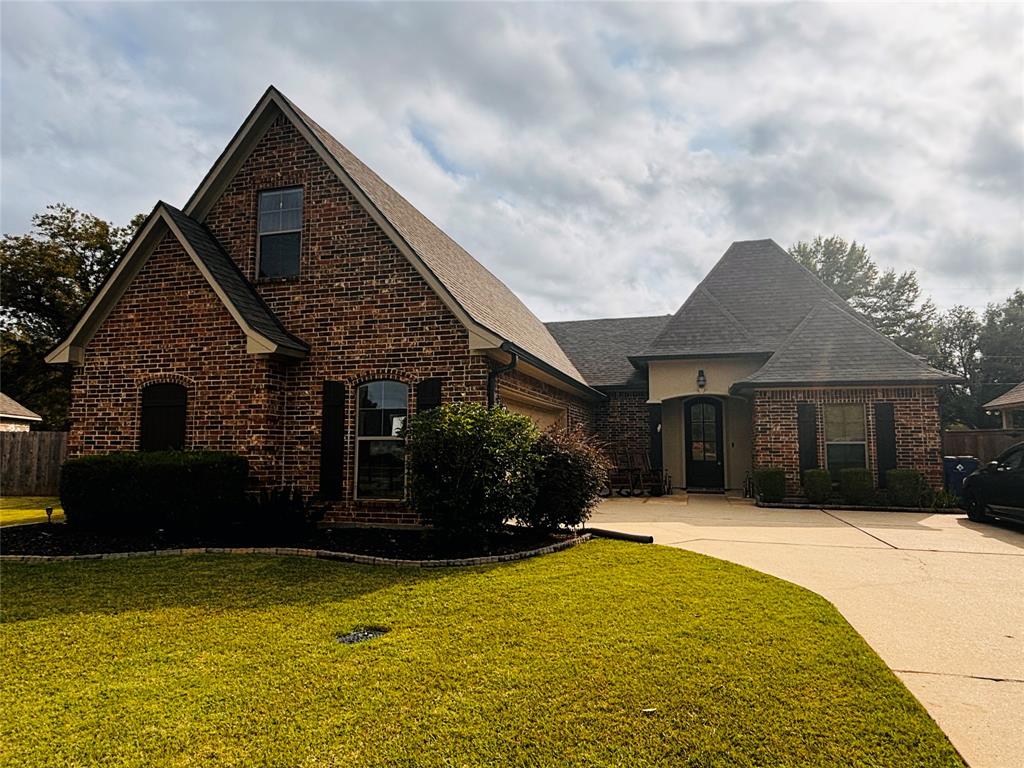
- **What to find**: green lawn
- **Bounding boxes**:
[0,496,62,526]
[0,541,960,767]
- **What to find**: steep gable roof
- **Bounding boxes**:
[546,315,670,388]
[46,203,308,364]
[735,301,961,387]
[183,86,591,395]
[640,239,856,358]
[0,393,42,422]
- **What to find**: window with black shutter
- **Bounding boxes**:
[319,381,346,500]
[139,383,187,451]
[874,402,897,488]
[797,402,819,477]
[415,378,443,412]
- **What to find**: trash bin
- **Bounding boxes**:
[943,456,980,498]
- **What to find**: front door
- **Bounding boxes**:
[685,397,724,489]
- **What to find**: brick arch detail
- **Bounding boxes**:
[134,374,197,450]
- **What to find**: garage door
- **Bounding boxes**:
[503,395,567,431]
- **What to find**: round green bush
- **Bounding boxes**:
[802,469,832,504]
[406,402,539,538]
[753,468,786,503]
[521,428,610,531]
[839,468,874,505]
[886,469,925,507]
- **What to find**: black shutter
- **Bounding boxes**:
[797,403,818,478]
[140,383,187,451]
[319,381,346,500]
[875,402,897,488]
[416,378,443,412]
[648,403,663,471]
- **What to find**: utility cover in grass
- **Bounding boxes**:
[336,626,389,644]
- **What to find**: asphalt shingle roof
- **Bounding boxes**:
[162,203,309,355]
[736,301,961,386]
[545,315,671,388]
[984,381,1024,409]
[0,393,42,421]
[280,93,584,386]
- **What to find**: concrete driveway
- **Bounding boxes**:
[591,493,1024,768]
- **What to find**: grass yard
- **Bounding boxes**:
[0,496,62,526]
[0,540,961,767]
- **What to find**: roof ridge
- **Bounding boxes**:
[545,313,671,326]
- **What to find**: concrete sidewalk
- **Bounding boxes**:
[592,493,1024,768]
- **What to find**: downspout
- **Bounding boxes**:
[487,348,518,408]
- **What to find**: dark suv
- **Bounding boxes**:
[962,441,1024,523]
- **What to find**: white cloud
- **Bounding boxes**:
[2,2,1021,320]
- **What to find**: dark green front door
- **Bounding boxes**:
[685,397,724,489]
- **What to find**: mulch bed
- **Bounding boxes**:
[0,523,566,560]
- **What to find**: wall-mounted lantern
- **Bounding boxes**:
[697,369,707,391]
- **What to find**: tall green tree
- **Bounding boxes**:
[789,236,877,301]
[1,204,143,428]
[933,305,988,428]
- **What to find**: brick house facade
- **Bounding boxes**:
[50,87,958,519]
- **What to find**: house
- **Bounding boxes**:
[47,86,959,522]
[984,382,1024,429]
[0,393,42,432]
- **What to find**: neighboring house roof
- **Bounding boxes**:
[639,239,856,358]
[181,86,593,396]
[984,381,1024,410]
[546,315,671,388]
[734,301,961,388]
[46,203,309,364]
[0,393,42,422]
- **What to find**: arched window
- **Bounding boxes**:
[355,381,408,499]
[140,383,187,451]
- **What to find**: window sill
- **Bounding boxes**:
[256,276,301,284]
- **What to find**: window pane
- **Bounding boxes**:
[825,404,865,442]
[281,188,303,210]
[258,190,280,215]
[358,382,408,437]
[280,209,302,231]
[357,440,405,499]
[259,188,303,233]
[827,443,866,480]
[259,233,300,278]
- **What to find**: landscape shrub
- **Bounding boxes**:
[522,428,610,531]
[753,468,786,503]
[839,468,874,505]
[60,451,248,531]
[802,469,832,504]
[406,402,539,538]
[886,469,925,507]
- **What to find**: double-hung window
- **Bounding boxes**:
[824,403,867,480]
[355,381,408,499]
[258,187,303,278]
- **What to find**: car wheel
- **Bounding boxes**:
[964,491,989,522]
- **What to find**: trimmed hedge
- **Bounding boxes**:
[60,451,249,531]
[522,428,610,531]
[754,468,786,503]
[802,469,832,504]
[406,402,539,539]
[886,469,924,507]
[839,468,874,505]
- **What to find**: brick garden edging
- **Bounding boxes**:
[0,533,592,567]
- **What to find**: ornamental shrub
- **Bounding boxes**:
[522,428,610,531]
[802,469,832,504]
[839,468,874,505]
[60,451,249,531]
[753,468,786,503]
[406,402,539,538]
[886,469,925,507]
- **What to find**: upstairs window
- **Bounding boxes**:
[824,403,866,480]
[258,187,303,278]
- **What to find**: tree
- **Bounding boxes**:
[978,289,1024,385]
[789,236,877,301]
[933,305,988,428]
[1,205,144,428]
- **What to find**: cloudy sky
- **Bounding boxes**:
[2,2,1022,320]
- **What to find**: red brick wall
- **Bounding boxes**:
[752,386,943,495]
[594,389,648,451]
[67,235,285,484]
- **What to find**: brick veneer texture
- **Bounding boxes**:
[752,386,943,495]
[593,389,649,452]
[70,113,584,526]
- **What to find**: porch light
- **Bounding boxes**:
[697,369,707,390]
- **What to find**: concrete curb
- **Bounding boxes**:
[0,533,592,567]
[756,501,962,514]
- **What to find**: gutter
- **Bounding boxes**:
[497,342,606,402]
[487,349,519,408]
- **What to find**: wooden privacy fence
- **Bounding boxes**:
[941,429,1024,462]
[0,431,68,496]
